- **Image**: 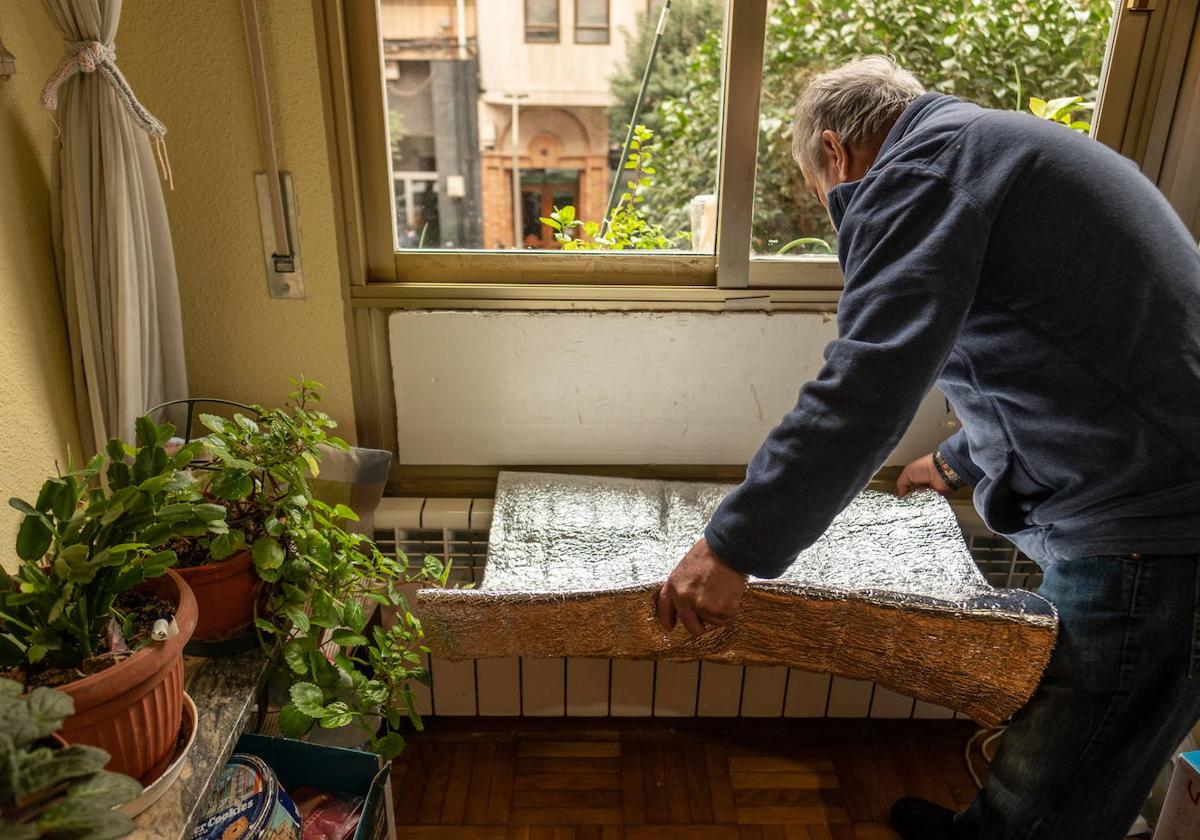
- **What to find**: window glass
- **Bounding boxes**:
[380,0,724,253]
[747,0,1115,257]
[526,0,560,42]
[576,0,610,43]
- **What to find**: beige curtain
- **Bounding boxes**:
[41,0,187,454]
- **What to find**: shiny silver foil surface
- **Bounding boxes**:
[417,471,1059,725]
[484,472,994,604]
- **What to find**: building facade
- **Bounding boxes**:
[381,0,653,250]
[382,0,483,248]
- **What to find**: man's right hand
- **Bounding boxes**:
[896,453,953,498]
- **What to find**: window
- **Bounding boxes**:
[326,0,1129,293]
[525,0,560,42]
[575,0,610,44]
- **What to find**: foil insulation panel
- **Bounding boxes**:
[416,472,1058,726]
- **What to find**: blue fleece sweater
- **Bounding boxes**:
[705,92,1200,578]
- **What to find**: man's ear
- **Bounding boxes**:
[820,129,850,182]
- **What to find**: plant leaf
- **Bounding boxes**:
[251,537,285,572]
[282,640,308,674]
[17,744,111,796]
[290,682,326,717]
[277,703,314,739]
[284,606,311,635]
[37,798,137,840]
[373,732,406,760]
[65,769,142,808]
[318,701,354,730]
[15,516,52,562]
[209,531,245,561]
[329,630,369,648]
[25,687,74,740]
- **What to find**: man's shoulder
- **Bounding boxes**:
[887,98,1036,168]
[877,97,1096,217]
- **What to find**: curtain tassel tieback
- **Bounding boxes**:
[41,40,174,189]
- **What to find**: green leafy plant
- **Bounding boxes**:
[540,125,690,251]
[1,419,227,677]
[194,378,449,760]
[185,378,348,572]
[257,502,450,760]
[0,679,141,840]
[1029,94,1094,132]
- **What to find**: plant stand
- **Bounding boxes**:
[127,651,273,840]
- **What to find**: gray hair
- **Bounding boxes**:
[791,56,926,176]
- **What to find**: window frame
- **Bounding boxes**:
[574,0,611,44]
[329,0,834,301]
[524,0,561,43]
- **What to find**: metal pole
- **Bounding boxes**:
[507,94,528,247]
[601,0,671,238]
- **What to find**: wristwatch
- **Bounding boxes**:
[932,450,967,491]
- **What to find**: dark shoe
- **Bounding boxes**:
[889,796,957,840]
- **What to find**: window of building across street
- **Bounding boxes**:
[576,0,611,44]
[526,0,561,42]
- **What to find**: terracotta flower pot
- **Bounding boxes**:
[56,569,196,783]
[175,549,258,641]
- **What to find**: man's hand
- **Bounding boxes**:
[896,453,952,498]
[657,538,748,636]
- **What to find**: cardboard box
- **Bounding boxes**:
[1153,751,1200,839]
[233,733,395,840]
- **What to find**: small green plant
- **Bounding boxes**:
[541,125,690,251]
[262,506,449,760]
[188,378,348,571]
[1,420,227,677]
[0,679,141,840]
[1029,95,1094,132]
[197,378,449,760]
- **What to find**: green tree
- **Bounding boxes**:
[608,0,726,141]
[609,0,1114,251]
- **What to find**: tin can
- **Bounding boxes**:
[191,753,302,840]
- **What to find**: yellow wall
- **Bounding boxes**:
[0,6,84,557]
[117,0,357,438]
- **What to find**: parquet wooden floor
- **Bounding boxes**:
[391,718,983,839]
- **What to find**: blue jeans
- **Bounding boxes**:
[954,553,1200,840]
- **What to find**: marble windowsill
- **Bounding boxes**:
[129,650,272,840]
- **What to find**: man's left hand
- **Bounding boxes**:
[657,538,749,636]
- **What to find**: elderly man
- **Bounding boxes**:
[657,56,1200,839]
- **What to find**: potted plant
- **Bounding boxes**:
[256,501,450,759]
[169,379,348,643]
[174,378,445,758]
[0,417,228,781]
[0,678,141,839]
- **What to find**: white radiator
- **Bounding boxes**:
[374,496,1043,721]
